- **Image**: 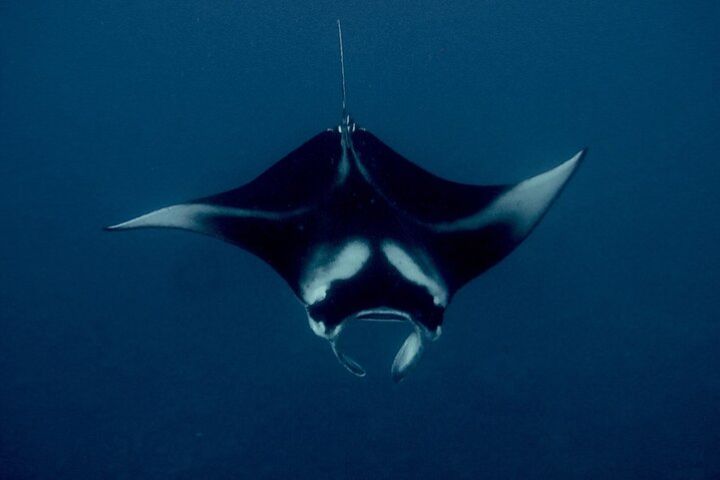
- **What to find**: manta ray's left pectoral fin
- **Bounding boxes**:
[427,149,586,288]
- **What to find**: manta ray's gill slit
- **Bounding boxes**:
[300,239,371,305]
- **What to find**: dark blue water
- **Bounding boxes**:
[2,2,719,479]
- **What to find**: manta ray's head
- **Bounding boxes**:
[300,239,447,382]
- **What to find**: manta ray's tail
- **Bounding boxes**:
[337,19,348,122]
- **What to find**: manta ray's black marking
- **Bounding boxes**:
[107,21,585,381]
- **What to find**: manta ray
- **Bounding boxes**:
[107,22,585,382]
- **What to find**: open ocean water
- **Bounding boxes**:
[1,1,719,479]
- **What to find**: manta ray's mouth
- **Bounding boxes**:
[308,307,439,382]
[351,308,411,322]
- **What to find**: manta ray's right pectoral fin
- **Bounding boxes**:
[427,149,586,289]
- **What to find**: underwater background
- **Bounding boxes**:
[1,1,719,479]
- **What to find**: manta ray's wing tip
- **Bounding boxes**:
[104,222,127,231]
[104,222,126,231]
[542,147,587,189]
[571,147,588,167]
[103,205,196,232]
[104,216,147,231]
[562,147,587,182]
[565,147,587,169]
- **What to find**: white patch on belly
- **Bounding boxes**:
[381,241,448,307]
[301,240,371,305]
